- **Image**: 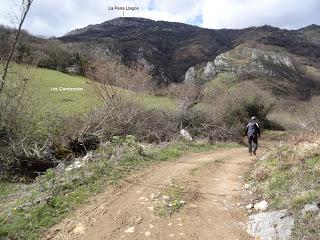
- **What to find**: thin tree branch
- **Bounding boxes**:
[0,0,33,94]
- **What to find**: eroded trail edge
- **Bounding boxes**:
[45,146,255,240]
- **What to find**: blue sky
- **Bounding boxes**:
[0,0,319,37]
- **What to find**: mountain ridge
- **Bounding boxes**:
[64,17,320,36]
[59,18,320,88]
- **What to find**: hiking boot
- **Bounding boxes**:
[253,152,256,155]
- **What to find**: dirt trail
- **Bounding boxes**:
[45,144,261,240]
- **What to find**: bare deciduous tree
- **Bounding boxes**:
[296,96,320,131]
[84,57,153,107]
[167,83,203,114]
[0,0,33,94]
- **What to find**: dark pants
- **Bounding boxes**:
[248,135,258,153]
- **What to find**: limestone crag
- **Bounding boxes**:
[184,45,297,85]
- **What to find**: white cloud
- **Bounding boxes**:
[0,0,319,36]
[200,0,320,29]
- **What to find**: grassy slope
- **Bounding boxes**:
[8,64,177,115]
[9,64,100,115]
[192,72,237,112]
[303,30,320,44]
[304,65,320,82]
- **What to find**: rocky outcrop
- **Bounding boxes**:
[247,210,294,240]
[184,45,298,85]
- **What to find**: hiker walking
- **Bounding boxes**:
[246,116,260,156]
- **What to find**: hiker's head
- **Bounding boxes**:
[250,116,257,122]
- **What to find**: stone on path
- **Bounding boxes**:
[73,223,86,234]
[246,204,253,209]
[180,129,193,141]
[254,200,268,211]
[125,226,135,233]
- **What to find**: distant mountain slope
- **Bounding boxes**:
[60,18,320,87]
[298,24,320,45]
[60,18,235,84]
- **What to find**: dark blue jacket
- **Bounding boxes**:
[246,122,260,137]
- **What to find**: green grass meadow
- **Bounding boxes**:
[6,64,177,115]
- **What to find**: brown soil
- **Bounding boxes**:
[44,144,260,240]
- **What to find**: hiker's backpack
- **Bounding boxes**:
[247,122,257,137]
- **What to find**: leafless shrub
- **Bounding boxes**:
[152,86,170,97]
[0,0,44,179]
[158,80,273,142]
[78,102,179,143]
[0,80,51,178]
[174,80,277,142]
[81,57,149,137]
[80,58,179,142]
[295,96,320,131]
[254,168,271,181]
[78,101,140,139]
[84,58,153,103]
[167,83,203,113]
[131,109,179,142]
[205,81,275,128]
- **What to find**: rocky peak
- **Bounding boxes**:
[101,17,155,27]
[184,45,297,85]
[299,24,320,32]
